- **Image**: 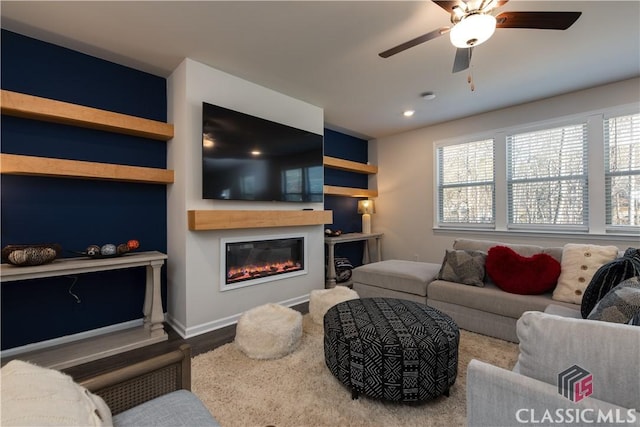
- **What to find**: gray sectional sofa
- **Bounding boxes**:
[467,304,640,426]
[352,238,585,342]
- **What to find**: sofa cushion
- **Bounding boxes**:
[517,311,640,410]
[453,238,563,262]
[552,244,619,304]
[581,248,640,318]
[428,280,577,319]
[436,249,486,287]
[112,390,219,427]
[587,276,640,324]
[486,246,561,295]
[0,360,112,426]
[351,260,439,297]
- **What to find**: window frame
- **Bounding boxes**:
[432,104,639,237]
[506,120,589,232]
[603,111,640,232]
[434,135,496,229]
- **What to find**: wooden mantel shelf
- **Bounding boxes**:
[188,210,333,231]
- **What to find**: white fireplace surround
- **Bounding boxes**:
[220,233,308,291]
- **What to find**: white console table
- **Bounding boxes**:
[0,251,168,369]
[324,232,383,288]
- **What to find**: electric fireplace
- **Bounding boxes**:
[220,234,307,291]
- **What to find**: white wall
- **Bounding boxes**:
[370,78,640,264]
[167,58,324,338]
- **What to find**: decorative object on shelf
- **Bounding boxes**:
[85,245,101,256]
[1,243,62,266]
[325,229,342,237]
[357,199,375,234]
[100,244,117,256]
[78,239,140,258]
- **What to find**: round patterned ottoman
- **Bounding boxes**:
[323,298,459,402]
[309,286,359,324]
[235,303,303,360]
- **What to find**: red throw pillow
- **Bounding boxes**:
[486,246,561,295]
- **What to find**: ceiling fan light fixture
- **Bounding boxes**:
[450,13,496,48]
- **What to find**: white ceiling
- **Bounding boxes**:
[2,1,639,139]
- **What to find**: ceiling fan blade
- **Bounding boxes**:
[495,11,582,30]
[452,47,473,73]
[378,27,449,58]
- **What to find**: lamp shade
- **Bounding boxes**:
[357,200,375,215]
[450,13,496,48]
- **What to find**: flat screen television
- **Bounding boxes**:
[202,102,324,202]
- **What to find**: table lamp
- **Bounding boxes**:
[357,200,375,234]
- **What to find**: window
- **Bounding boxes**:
[605,113,640,228]
[437,139,494,226]
[434,106,639,236]
[507,123,588,230]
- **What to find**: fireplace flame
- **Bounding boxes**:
[227,260,302,283]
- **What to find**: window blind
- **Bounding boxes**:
[437,139,494,225]
[507,123,588,229]
[604,113,640,227]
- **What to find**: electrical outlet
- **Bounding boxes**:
[413,254,419,261]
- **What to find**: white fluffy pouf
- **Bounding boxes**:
[309,287,359,325]
[235,303,303,360]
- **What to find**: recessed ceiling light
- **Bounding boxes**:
[421,91,436,101]
[403,110,415,117]
[251,150,261,156]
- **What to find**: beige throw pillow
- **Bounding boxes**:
[552,243,618,304]
[0,360,112,426]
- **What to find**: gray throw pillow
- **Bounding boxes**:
[437,249,486,287]
[588,276,640,324]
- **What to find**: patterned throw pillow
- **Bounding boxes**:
[587,276,640,324]
[437,249,486,287]
[581,248,640,318]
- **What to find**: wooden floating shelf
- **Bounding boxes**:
[1,90,174,141]
[323,185,378,198]
[188,210,333,231]
[0,153,174,184]
[324,156,377,174]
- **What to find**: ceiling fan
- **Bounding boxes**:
[379,0,582,73]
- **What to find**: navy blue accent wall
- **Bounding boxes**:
[1,30,168,350]
[323,129,369,267]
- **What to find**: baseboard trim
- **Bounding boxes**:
[172,294,310,339]
[1,318,144,359]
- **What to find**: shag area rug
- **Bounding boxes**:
[192,315,519,427]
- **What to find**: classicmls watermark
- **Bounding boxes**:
[514,364,638,424]
[558,364,593,403]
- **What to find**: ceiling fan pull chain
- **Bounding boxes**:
[467,49,475,92]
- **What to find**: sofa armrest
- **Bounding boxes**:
[79,344,191,415]
[467,359,639,427]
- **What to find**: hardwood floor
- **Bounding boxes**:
[61,302,308,382]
